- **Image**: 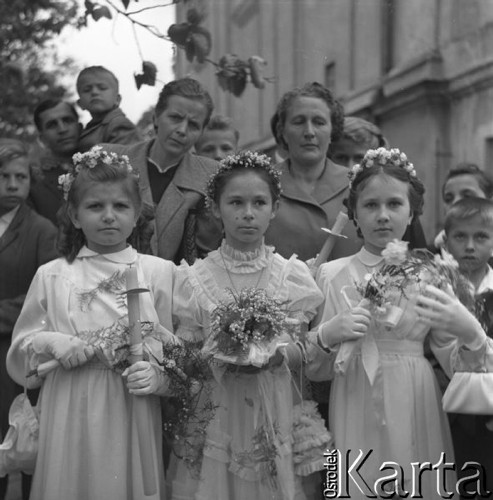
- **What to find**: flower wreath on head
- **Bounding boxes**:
[58,145,134,201]
[205,150,282,207]
[347,147,416,189]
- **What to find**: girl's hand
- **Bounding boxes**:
[318,299,371,349]
[416,285,486,348]
[32,332,95,370]
[123,361,169,396]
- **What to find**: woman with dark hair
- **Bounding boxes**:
[265,82,361,262]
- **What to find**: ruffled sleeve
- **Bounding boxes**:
[278,256,324,325]
[171,261,210,344]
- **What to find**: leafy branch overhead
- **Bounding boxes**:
[83,0,271,96]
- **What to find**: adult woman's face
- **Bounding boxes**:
[282,96,332,167]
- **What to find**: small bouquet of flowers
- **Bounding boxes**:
[160,341,216,478]
[209,288,291,367]
[353,240,474,326]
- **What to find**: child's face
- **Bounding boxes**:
[354,173,413,255]
[0,157,30,216]
[445,215,493,275]
[330,138,368,168]
[442,174,486,213]
[77,72,121,118]
[195,129,237,161]
[69,181,138,254]
[38,102,80,156]
[212,170,278,252]
[154,95,208,164]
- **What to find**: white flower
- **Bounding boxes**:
[58,173,74,200]
[381,239,409,265]
[364,273,373,283]
[436,249,459,269]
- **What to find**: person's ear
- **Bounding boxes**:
[116,94,122,107]
[443,233,449,249]
[408,211,414,226]
[152,114,158,134]
[271,200,280,219]
[68,206,81,229]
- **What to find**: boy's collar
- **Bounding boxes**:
[477,264,493,294]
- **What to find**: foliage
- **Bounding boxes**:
[160,341,217,478]
[0,0,82,140]
[356,240,476,315]
[85,0,271,96]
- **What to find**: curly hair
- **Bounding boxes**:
[273,82,345,150]
[57,156,149,262]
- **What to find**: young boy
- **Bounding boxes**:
[443,196,493,498]
[0,138,58,500]
[194,114,239,161]
[327,115,388,168]
[445,196,493,293]
[76,65,141,152]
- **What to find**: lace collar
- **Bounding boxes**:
[356,246,385,269]
[208,239,273,274]
[76,245,138,264]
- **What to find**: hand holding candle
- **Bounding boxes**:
[124,265,157,496]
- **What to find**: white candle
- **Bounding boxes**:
[125,266,143,363]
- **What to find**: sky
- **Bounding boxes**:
[57,1,176,124]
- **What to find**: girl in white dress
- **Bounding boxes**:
[169,151,324,500]
[305,147,490,499]
[7,146,175,500]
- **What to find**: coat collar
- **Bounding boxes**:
[145,144,215,195]
[0,203,29,253]
[85,107,124,128]
[278,158,349,206]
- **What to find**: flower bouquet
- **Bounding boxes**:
[209,288,291,368]
[353,240,475,325]
[160,341,216,478]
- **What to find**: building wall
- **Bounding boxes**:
[175,0,493,240]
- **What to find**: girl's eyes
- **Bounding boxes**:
[362,200,403,208]
[228,199,268,206]
[84,202,131,210]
